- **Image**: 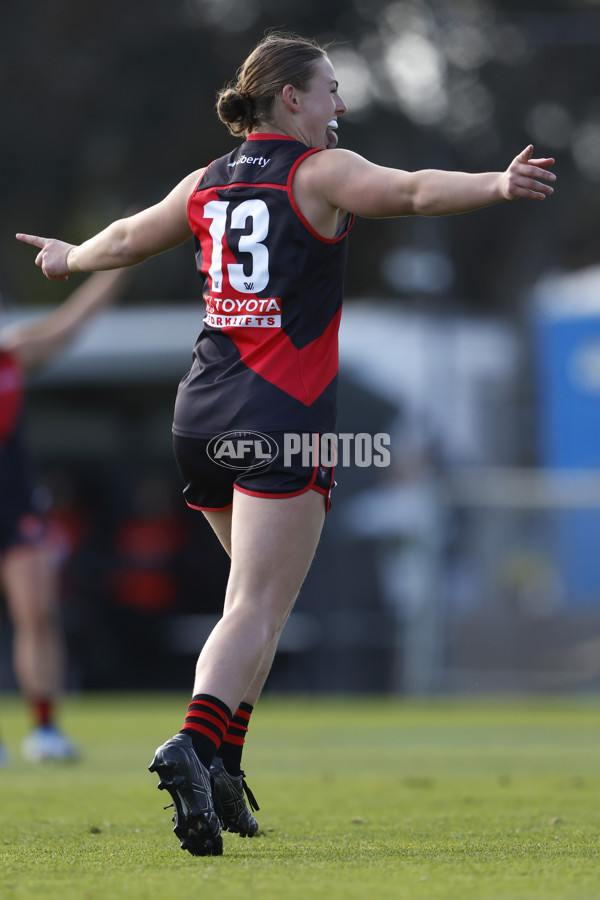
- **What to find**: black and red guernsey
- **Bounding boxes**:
[0,348,35,510]
[0,349,23,447]
[172,134,354,439]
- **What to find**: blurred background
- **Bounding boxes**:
[2,0,600,696]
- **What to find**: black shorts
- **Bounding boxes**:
[173,431,336,514]
[0,431,49,556]
[0,495,48,556]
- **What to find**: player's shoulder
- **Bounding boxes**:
[183,167,208,191]
[300,147,367,173]
[294,148,368,191]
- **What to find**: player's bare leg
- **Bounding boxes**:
[202,491,321,705]
[1,543,77,761]
[196,489,325,710]
[150,490,325,849]
[1,544,62,698]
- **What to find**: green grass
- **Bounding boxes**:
[0,693,599,900]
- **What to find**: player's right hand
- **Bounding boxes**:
[15,233,75,281]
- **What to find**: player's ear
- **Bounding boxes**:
[281,84,300,113]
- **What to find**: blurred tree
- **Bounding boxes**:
[2,0,600,313]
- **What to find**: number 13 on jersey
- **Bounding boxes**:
[203,199,270,294]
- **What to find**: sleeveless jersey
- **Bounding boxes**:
[172,134,354,438]
[0,348,36,510]
[0,348,23,447]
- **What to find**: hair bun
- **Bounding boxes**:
[216,87,255,136]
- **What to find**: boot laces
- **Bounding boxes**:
[239,770,260,812]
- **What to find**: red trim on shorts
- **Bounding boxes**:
[234,464,318,501]
[186,480,332,514]
[234,483,316,501]
[185,500,233,513]
[233,468,333,514]
[311,484,333,514]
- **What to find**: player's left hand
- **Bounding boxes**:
[15,233,75,281]
[501,145,556,201]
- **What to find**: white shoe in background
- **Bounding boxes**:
[22,725,79,762]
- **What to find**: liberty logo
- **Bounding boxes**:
[228,155,271,169]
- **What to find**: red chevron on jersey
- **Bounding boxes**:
[227,307,341,406]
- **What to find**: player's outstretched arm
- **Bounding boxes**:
[308,144,556,220]
[1,268,131,371]
[396,144,556,216]
[16,168,203,280]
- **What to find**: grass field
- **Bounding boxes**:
[0,693,599,900]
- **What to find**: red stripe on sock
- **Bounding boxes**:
[186,711,229,737]
[182,722,225,744]
[187,699,230,726]
[222,734,246,746]
[223,725,247,741]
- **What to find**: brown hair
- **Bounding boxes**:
[216,32,328,137]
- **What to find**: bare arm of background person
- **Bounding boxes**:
[0,268,131,370]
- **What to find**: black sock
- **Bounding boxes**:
[180,693,231,768]
[216,701,253,775]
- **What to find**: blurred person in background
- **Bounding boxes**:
[0,268,129,764]
[16,32,555,852]
[110,470,190,617]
